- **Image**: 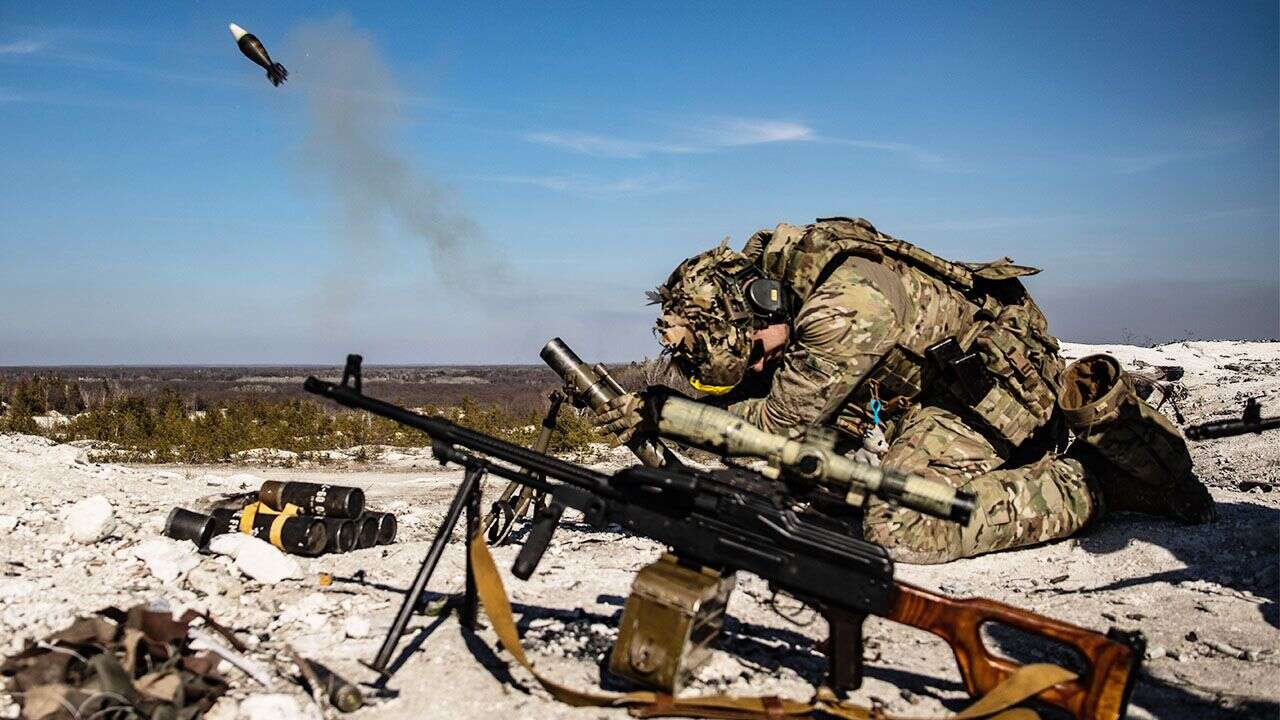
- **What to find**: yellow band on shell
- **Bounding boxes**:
[269,513,289,550]
[689,378,735,395]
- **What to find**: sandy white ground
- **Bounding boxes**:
[1,341,1277,719]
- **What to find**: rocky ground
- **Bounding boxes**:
[1,341,1277,720]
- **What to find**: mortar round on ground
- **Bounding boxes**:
[321,517,358,553]
[209,507,328,556]
[163,507,216,548]
[366,511,397,544]
[355,513,380,548]
[259,480,365,518]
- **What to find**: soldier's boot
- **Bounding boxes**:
[1058,354,1215,524]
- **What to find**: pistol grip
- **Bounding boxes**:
[824,609,867,694]
[512,501,565,580]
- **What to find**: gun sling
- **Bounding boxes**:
[468,534,1075,720]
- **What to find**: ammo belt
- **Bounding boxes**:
[468,534,1073,720]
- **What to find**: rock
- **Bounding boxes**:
[208,533,251,557]
[204,697,238,720]
[64,495,115,544]
[238,694,303,720]
[238,544,303,584]
[343,615,372,639]
[208,534,302,584]
[1204,640,1247,659]
[225,472,266,489]
[0,579,37,601]
[0,515,17,532]
[1146,645,1167,660]
[187,564,239,598]
[131,538,199,584]
[278,592,334,629]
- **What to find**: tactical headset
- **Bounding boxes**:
[742,275,784,322]
[723,259,785,325]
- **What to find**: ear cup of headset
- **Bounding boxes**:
[744,278,783,317]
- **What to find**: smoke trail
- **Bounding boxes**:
[287,16,507,307]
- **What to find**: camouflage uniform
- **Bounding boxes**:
[705,219,1092,564]
[633,217,1212,564]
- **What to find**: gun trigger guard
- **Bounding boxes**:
[581,497,608,528]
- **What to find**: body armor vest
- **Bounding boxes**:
[745,217,1064,447]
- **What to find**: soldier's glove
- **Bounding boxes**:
[593,391,655,444]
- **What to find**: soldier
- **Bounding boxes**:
[597,217,1215,564]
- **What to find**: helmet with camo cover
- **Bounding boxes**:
[649,243,768,394]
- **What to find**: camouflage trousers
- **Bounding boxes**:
[863,404,1096,564]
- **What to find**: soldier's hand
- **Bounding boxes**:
[593,392,652,444]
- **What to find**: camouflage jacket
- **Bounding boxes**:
[725,218,1062,447]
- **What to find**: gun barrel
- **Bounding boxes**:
[657,396,973,524]
[1186,415,1280,440]
[304,376,618,497]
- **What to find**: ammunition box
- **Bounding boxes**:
[609,554,735,693]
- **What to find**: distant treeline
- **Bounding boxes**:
[0,365,562,416]
[0,358,680,463]
[0,375,90,432]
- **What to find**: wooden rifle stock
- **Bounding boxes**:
[886,581,1144,720]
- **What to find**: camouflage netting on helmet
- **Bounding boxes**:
[1,604,230,720]
[649,244,757,388]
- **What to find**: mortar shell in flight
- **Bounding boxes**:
[228,23,288,86]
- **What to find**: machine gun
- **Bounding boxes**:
[1185,396,1280,440]
[305,354,1143,720]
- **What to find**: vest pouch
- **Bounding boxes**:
[835,344,928,435]
[959,311,1060,447]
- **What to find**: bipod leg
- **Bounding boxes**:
[461,472,482,631]
[367,463,485,676]
[479,389,566,546]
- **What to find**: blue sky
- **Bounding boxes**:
[1,2,1276,364]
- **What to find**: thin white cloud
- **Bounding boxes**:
[524,132,699,159]
[488,173,687,198]
[527,116,952,168]
[695,118,814,145]
[1109,152,1194,175]
[527,118,813,158]
[824,138,947,166]
[0,40,44,55]
[1095,118,1259,174]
